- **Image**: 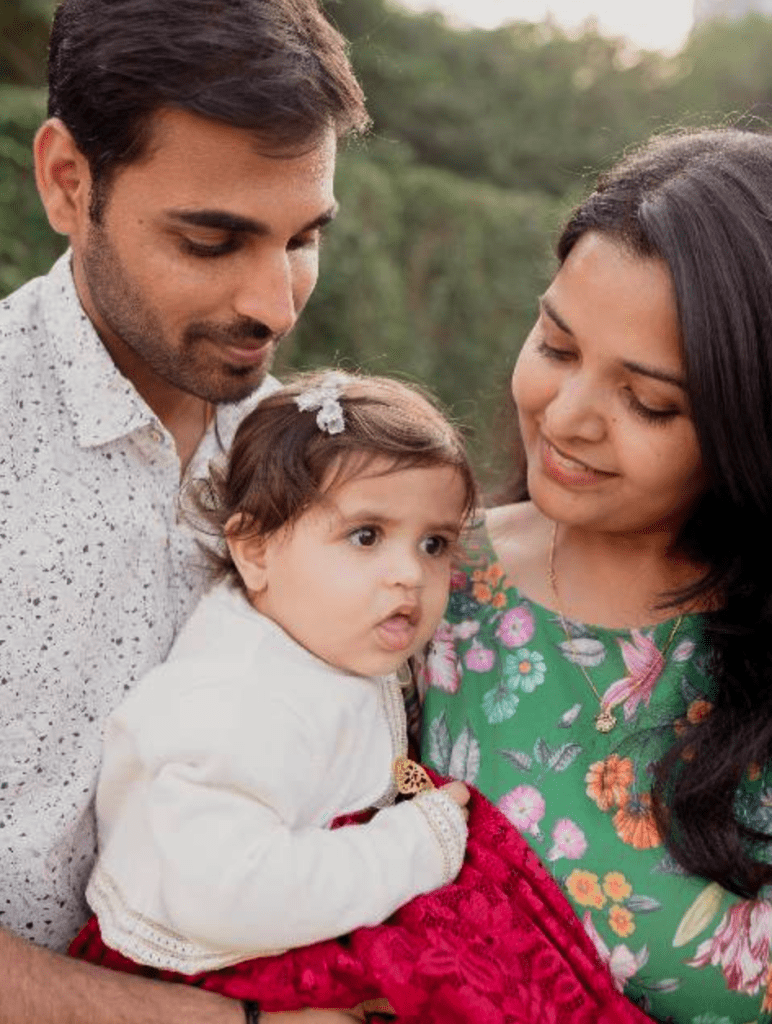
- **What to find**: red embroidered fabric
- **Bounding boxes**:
[70,775,652,1023]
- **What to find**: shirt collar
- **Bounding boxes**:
[41,251,280,451]
[43,251,158,448]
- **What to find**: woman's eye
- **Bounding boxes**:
[624,388,680,425]
[348,526,379,547]
[420,535,448,557]
[536,338,574,362]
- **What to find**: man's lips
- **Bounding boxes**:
[222,340,274,366]
[540,436,616,485]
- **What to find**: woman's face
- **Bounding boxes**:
[512,231,706,539]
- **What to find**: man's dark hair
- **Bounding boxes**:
[557,127,772,900]
[47,0,369,220]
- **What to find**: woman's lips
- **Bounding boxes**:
[540,437,615,487]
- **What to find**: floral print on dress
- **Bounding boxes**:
[422,524,772,1023]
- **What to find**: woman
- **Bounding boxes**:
[422,128,772,1024]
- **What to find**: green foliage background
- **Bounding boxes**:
[3,0,772,484]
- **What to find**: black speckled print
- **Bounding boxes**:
[0,253,273,950]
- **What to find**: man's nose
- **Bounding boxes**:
[233,251,297,339]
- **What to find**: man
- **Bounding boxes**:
[0,0,370,1019]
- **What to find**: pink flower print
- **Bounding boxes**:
[423,622,461,694]
[464,639,495,673]
[582,912,649,992]
[601,630,665,722]
[495,604,535,648]
[498,784,546,838]
[546,818,587,862]
[450,569,468,591]
[687,898,772,995]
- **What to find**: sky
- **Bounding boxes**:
[398,0,695,53]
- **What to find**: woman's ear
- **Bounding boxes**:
[34,118,93,238]
[225,515,270,596]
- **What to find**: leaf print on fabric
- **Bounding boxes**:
[546,818,587,861]
[691,1015,733,1024]
[498,783,545,838]
[557,703,583,728]
[673,882,725,948]
[495,604,535,648]
[581,911,649,992]
[687,898,772,995]
[558,636,606,668]
[448,723,481,784]
[547,742,581,774]
[502,648,546,693]
[423,622,461,693]
[602,630,666,721]
[426,712,452,775]
[497,748,533,772]
[625,895,662,914]
[671,638,696,663]
[481,681,520,724]
[464,639,495,673]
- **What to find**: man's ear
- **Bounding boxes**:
[225,515,270,596]
[34,118,93,237]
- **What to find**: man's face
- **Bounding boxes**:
[71,109,338,404]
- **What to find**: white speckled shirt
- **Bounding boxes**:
[0,252,275,951]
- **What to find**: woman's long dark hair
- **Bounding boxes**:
[556,129,772,897]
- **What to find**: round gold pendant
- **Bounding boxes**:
[595,707,617,733]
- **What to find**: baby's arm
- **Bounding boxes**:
[93,667,467,963]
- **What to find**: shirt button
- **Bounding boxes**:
[150,428,164,445]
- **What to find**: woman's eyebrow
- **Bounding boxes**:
[623,360,687,390]
[540,295,573,335]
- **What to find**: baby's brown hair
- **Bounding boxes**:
[193,370,478,590]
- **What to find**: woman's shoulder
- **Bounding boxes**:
[484,501,553,604]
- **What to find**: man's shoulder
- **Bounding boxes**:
[0,271,50,358]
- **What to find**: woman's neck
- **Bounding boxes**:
[487,501,707,629]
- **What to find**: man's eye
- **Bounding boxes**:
[348,526,379,547]
[181,238,238,258]
[420,535,448,557]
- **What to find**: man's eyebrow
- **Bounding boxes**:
[165,203,339,236]
[540,295,573,335]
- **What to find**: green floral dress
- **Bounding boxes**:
[420,523,772,1024]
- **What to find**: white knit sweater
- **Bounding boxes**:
[86,582,467,974]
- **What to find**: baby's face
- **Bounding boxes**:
[245,458,468,676]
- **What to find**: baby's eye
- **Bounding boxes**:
[420,535,449,557]
[348,526,379,547]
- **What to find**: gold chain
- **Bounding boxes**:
[547,522,683,733]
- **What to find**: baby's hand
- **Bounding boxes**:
[440,780,470,821]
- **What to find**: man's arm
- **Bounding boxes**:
[0,926,363,1024]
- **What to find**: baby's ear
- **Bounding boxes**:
[225,515,269,595]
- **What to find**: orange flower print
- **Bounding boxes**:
[748,762,762,782]
[585,755,634,812]
[609,905,636,938]
[472,582,492,603]
[491,591,507,609]
[484,564,505,587]
[686,699,712,725]
[612,792,662,850]
[566,869,606,909]
[602,871,632,902]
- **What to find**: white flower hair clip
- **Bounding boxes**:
[295,371,349,435]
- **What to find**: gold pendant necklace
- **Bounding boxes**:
[547,522,683,734]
